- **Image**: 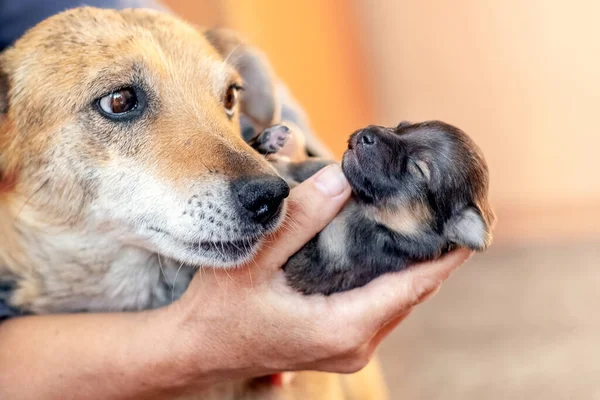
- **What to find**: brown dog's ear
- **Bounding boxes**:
[0,61,7,115]
[204,28,279,129]
[0,57,9,184]
[444,205,493,251]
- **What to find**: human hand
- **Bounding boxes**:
[152,163,471,389]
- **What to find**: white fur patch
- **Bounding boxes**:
[444,207,489,250]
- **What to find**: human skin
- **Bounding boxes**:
[0,164,471,400]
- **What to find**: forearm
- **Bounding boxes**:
[0,309,191,400]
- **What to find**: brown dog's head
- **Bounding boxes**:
[0,8,288,267]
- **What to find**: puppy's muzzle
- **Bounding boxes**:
[349,126,398,161]
[351,126,382,148]
[233,175,290,226]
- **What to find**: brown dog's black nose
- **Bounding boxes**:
[233,176,290,225]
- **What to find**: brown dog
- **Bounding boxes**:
[0,7,386,400]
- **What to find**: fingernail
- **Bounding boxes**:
[314,164,349,197]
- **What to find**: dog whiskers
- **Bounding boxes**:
[211,266,228,307]
[223,43,243,65]
[280,217,301,236]
[230,239,251,262]
[216,240,227,262]
[223,267,238,286]
[171,261,185,304]
[248,258,270,312]
[246,263,254,289]
[211,263,224,289]
[157,252,173,290]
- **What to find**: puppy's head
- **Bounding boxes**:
[0,8,288,266]
[342,121,494,251]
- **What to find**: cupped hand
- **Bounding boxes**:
[159,163,471,386]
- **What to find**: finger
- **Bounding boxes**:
[253,164,351,268]
[332,248,472,331]
[369,310,413,350]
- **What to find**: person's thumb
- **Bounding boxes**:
[254,164,351,268]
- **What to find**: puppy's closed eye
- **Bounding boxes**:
[408,159,431,181]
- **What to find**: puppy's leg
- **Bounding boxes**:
[248,124,291,155]
[270,157,336,183]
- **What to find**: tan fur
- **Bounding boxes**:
[368,200,432,237]
[0,7,386,400]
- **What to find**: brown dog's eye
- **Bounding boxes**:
[224,84,243,117]
[98,87,138,115]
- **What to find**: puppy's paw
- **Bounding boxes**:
[253,124,291,154]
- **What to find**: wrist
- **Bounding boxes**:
[110,307,202,398]
[156,296,273,388]
[129,302,250,396]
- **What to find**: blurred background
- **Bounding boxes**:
[165,0,600,398]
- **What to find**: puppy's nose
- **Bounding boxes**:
[355,129,377,146]
[233,176,290,225]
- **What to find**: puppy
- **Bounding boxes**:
[277,121,494,295]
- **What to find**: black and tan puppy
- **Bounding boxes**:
[276,121,494,295]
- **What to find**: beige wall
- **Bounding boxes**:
[355,0,600,219]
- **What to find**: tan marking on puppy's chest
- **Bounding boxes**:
[369,201,432,236]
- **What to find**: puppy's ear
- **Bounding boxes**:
[444,206,492,251]
[396,121,412,130]
[204,28,279,129]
